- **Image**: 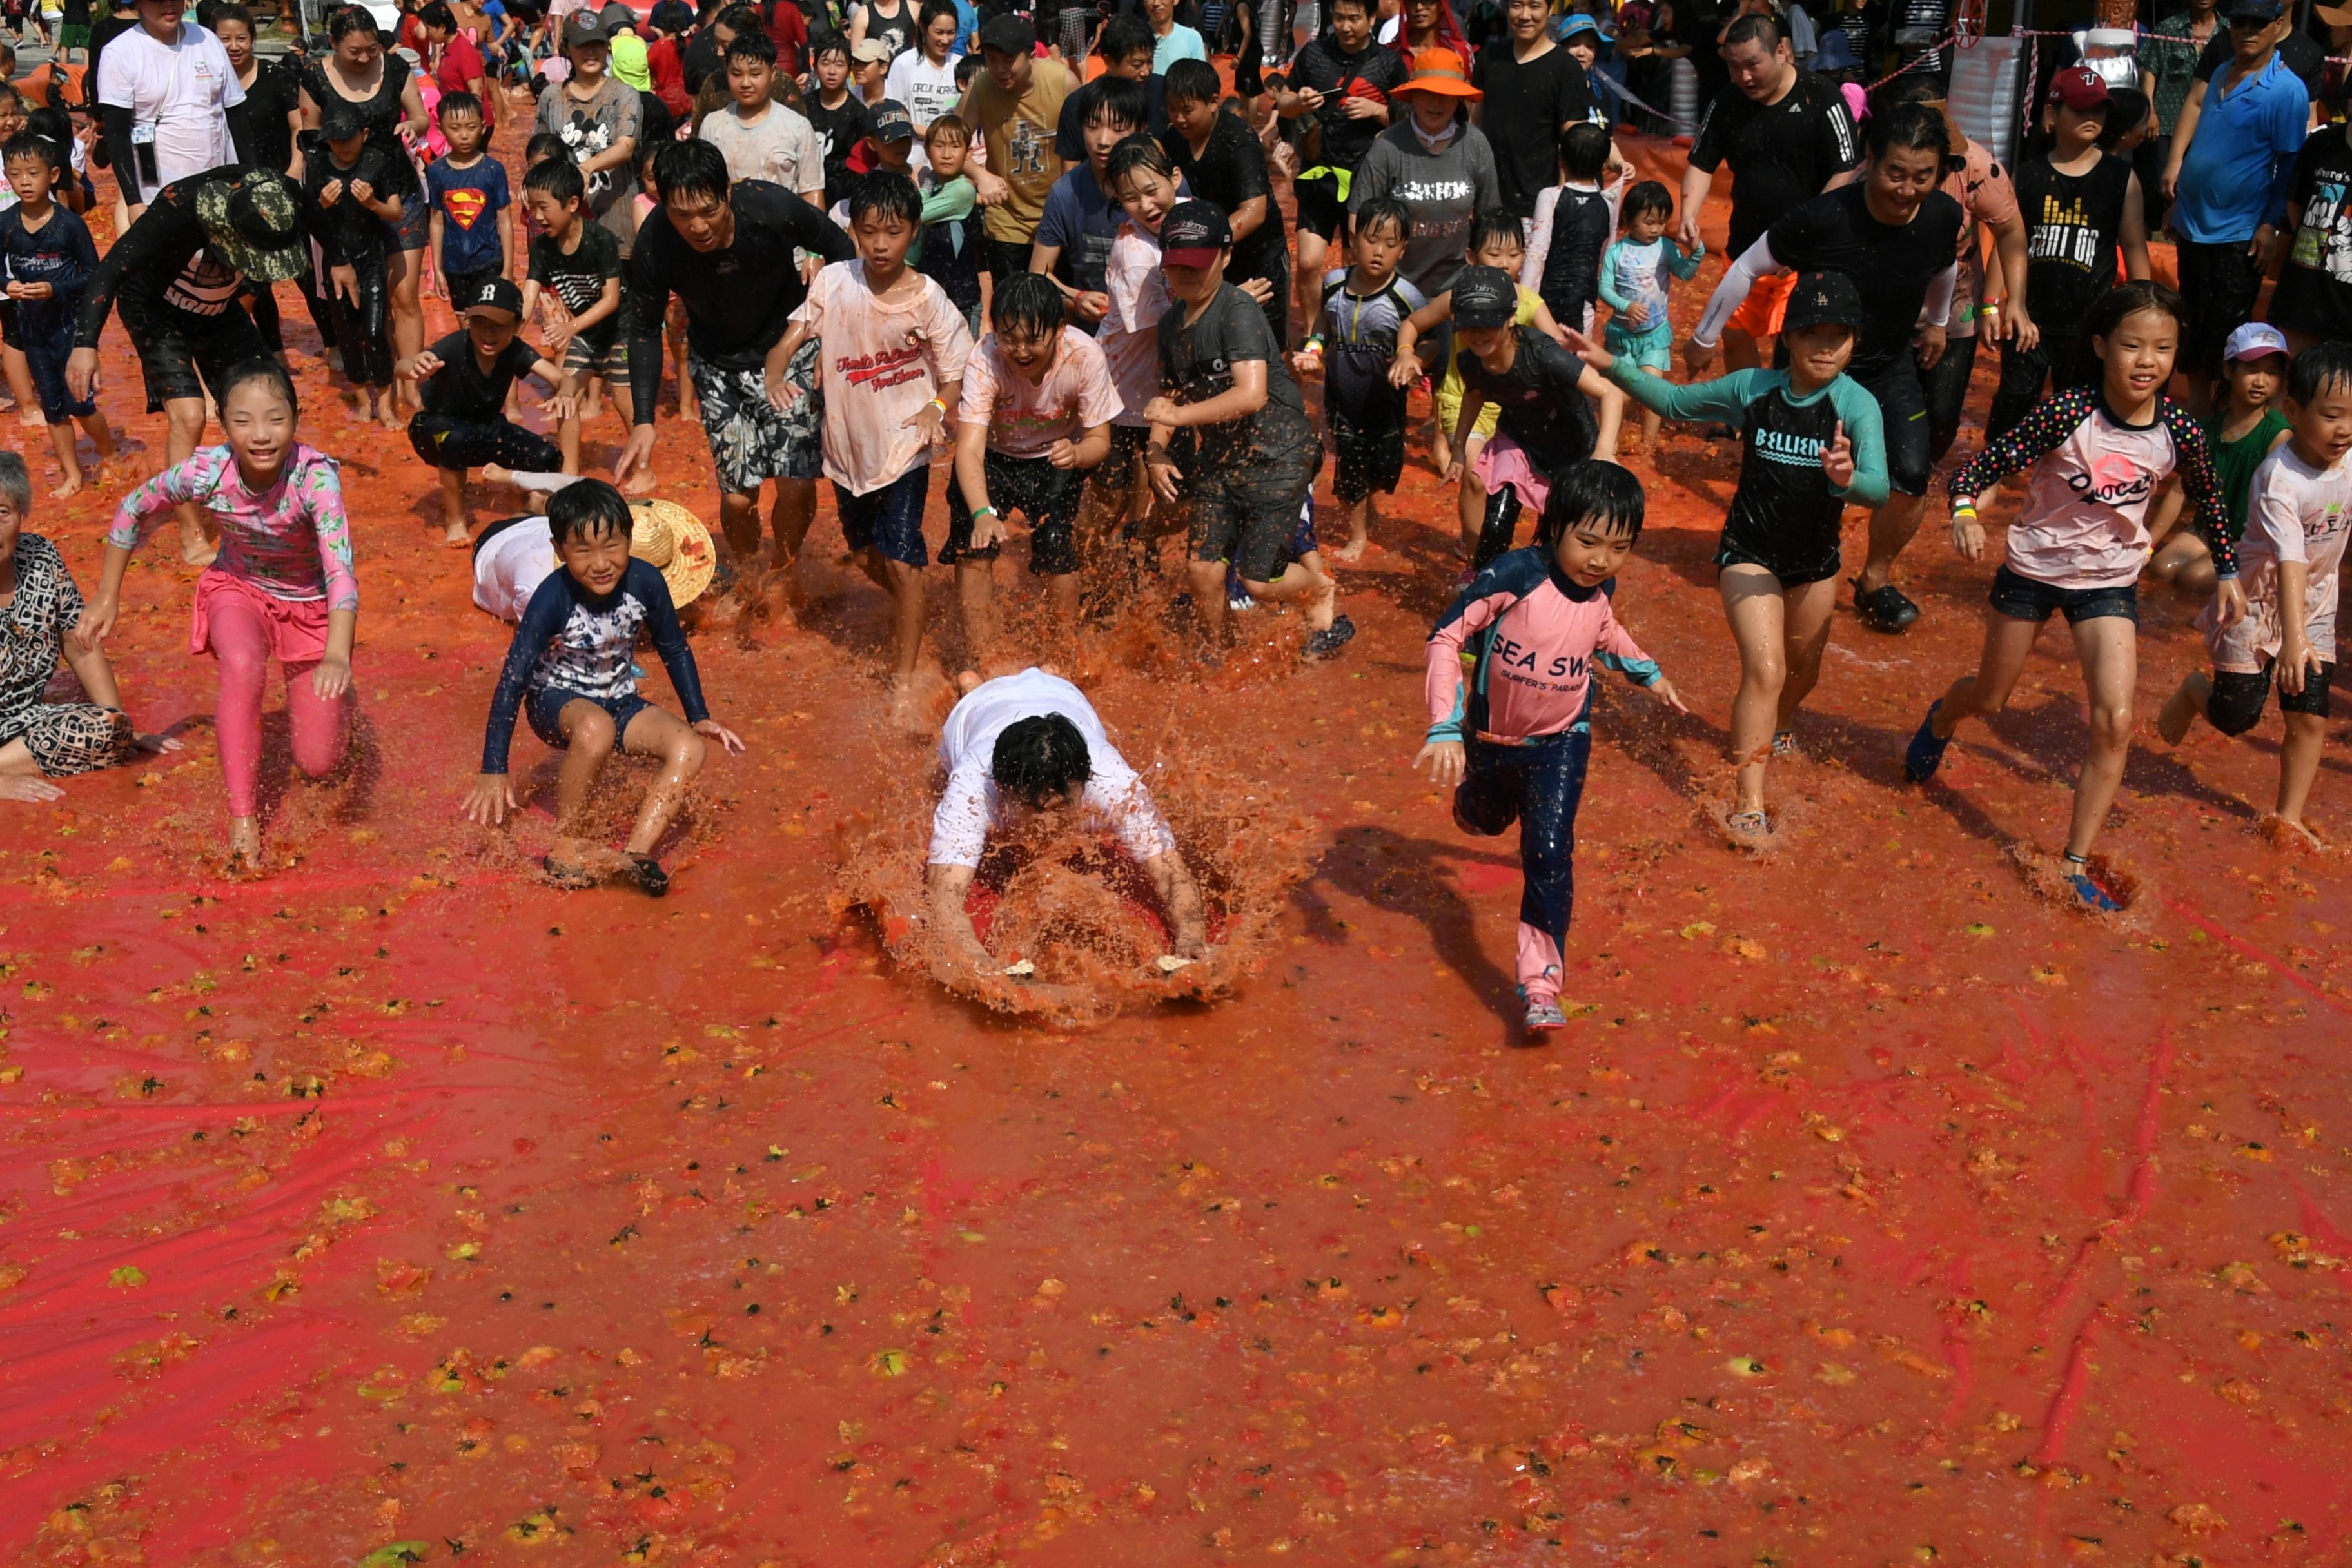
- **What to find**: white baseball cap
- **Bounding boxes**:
[2224,321,2291,362]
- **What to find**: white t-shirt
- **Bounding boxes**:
[97,22,244,205]
[928,669,1179,870]
[1097,219,1171,428]
[697,102,825,199]
[958,328,1122,457]
[883,50,961,132]
[473,517,561,621]
[790,258,974,495]
[2203,442,2352,672]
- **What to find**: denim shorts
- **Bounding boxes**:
[526,685,650,749]
[1987,564,2139,626]
[836,462,934,568]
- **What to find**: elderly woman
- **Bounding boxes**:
[0,453,172,804]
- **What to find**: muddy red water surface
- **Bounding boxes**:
[4,129,2351,1567]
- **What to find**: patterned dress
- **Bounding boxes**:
[0,533,132,776]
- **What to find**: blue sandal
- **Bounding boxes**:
[1904,700,1951,783]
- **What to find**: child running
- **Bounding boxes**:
[466,478,744,895]
[770,170,973,721]
[1293,198,1427,563]
[1565,271,1885,843]
[521,158,629,475]
[1904,281,2239,910]
[1418,462,1687,1037]
[1597,179,1704,451]
[77,360,357,872]
[2148,323,2291,595]
[2157,342,2352,843]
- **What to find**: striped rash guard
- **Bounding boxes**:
[1426,547,1664,743]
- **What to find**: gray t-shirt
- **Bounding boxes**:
[536,75,642,251]
[1347,120,1500,298]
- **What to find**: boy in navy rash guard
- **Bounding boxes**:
[463,479,745,897]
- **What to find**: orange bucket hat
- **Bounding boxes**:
[1400,46,1482,98]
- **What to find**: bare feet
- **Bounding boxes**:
[50,473,83,500]
[444,518,473,547]
[620,464,657,498]
[887,677,928,735]
[1333,536,1367,564]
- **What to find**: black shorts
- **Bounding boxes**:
[2207,659,2335,734]
[1084,424,1153,495]
[409,410,565,473]
[1295,170,1348,242]
[1857,354,1931,498]
[119,302,270,414]
[1714,531,1840,589]
[835,462,933,568]
[443,264,505,313]
[2176,239,2266,380]
[1921,331,1977,466]
[1330,416,1404,504]
[943,449,1092,575]
[1987,563,2139,625]
[983,235,1033,287]
[1187,444,1317,582]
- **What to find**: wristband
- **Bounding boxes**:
[971,505,997,521]
[1301,334,1325,352]
[1977,302,2001,317]
[926,397,946,415]
[1952,502,1979,518]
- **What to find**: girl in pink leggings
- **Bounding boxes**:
[79,359,359,870]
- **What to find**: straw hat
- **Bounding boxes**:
[628,499,716,608]
[1400,46,1481,98]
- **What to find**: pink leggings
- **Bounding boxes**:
[208,588,348,817]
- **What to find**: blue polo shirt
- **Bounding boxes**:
[2173,49,2308,244]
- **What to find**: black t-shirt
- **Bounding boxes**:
[2013,152,2131,322]
[1456,326,1598,472]
[422,329,537,418]
[300,142,401,269]
[1054,73,1170,162]
[1285,36,1411,173]
[240,59,300,174]
[2271,126,2352,340]
[1470,42,1594,221]
[1764,182,1962,378]
[625,179,854,412]
[806,93,872,210]
[1155,280,1315,470]
[75,168,255,343]
[530,220,624,345]
[2196,29,2327,103]
[1163,110,1285,285]
[1689,71,1861,257]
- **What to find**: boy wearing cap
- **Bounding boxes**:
[959,15,1073,283]
[403,276,578,544]
[304,101,408,427]
[1566,271,1886,843]
[2160,0,2306,400]
[1986,66,2150,440]
[698,29,824,205]
[1446,263,1609,571]
[850,35,890,104]
[1142,198,1351,659]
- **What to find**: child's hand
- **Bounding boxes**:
[11,280,46,300]
[464,773,520,825]
[1645,674,1691,715]
[1072,290,1109,323]
[407,349,446,380]
[1141,395,1185,429]
[1044,438,1081,469]
[2211,576,2248,630]
[319,178,343,206]
[310,654,352,701]
[1819,419,1854,489]
[1415,738,1465,787]
[905,398,948,445]
[763,364,805,411]
[1440,456,1464,485]
[127,729,182,756]
[1624,300,1649,328]
[692,718,747,756]
[1386,356,1420,389]
[968,507,1008,548]
[70,593,117,651]
[2280,632,2318,694]
[1950,500,1985,560]
[1146,446,1184,504]
[349,179,375,205]
[1290,347,1322,378]
[1237,276,1274,306]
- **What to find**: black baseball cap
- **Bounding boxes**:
[2228,0,2282,18]
[979,12,1035,53]
[1781,270,1864,333]
[463,276,526,322]
[562,10,608,46]
[1159,200,1231,268]
[870,98,916,141]
[1451,264,1517,329]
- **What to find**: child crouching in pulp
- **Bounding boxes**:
[1418,462,1687,1037]
[466,479,745,894]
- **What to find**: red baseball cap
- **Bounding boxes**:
[2047,65,2110,112]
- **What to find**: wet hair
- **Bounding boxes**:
[1106,132,1175,193]
[1721,11,1784,50]
[725,28,776,66]
[1467,210,1523,258]
[524,156,585,204]
[328,4,377,41]
[992,714,1092,808]
[849,170,923,226]
[917,0,958,37]
[807,29,850,64]
[654,137,731,205]
[525,130,569,165]
[0,451,29,516]
[1560,121,1609,182]
[1084,74,1150,132]
[1620,179,1673,226]
[1326,0,1372,15]
[208,0,253,32]
[1865,101,1948,161]
[2099,86,2151,148]
[1535,460,1645,550]
[1355,196,1410,243]
[1099,11,1153,59]
[1163,57,1221,108]
[954,54,983,88]
[2073,279,2189,384]
[220,357,300,420]
[991,270,1066,337]
[436,89,483,122]
[1,131,57,172]
[924,112,970,150]
[549,478,634,547]
[419,0,455,28]
[2289,340,2352,404]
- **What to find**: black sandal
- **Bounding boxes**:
[625,853,669,898]
[541,856,597,890]
[1851,579,1921,634]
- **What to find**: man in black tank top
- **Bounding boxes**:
[1986,68,2151,439]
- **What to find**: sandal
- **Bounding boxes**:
[625,853,670,898]
[1727,808,1770,847]
[1304,613,1357,660]
[1852,578,1921,634]
[541,855,597,890]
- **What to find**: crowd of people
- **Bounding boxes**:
[3,0,2349,1034]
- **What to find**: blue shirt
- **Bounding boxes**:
[481,557,709,772]
[424,155,513,278]
[2174,50,2308,243]
[0,204,95,340]
[949,0,977,54]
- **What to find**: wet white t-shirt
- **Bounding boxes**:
[790,259,975,495]
[1097,219,1172,427]
[928,668,1178,870]
[2203,441,2352,672]
[472,517,560,621]
[97,22,244,206]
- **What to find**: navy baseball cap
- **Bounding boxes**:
[1781,270,1864,333]
[2228,0,2282,20]
[870,99,916,141]
[1451,265,1517,329]
[1160,200,1231,268]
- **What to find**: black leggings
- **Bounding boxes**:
[1473,482,1525,574]
[1986,337,2061,444]
[1922,332,1977,466]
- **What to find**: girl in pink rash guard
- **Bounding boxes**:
[1903,282,2240,912]
[77,358,360,872]
[1417,462,1687,1040]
